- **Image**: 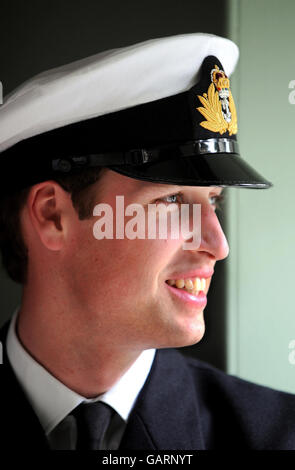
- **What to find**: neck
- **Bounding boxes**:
[17,285,142,398]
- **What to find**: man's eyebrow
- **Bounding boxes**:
[135,184,182,198]
[133,185,225,201]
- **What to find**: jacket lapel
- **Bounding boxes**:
[0,321,50,450]
[119,348,205,450]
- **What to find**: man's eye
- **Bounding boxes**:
[159,193,183,204]
[209,194,225,210]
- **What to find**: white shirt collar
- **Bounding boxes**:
[6,309,155,435]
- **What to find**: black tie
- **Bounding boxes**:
[72,401,114,450]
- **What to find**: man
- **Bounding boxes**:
[0,33,295,451]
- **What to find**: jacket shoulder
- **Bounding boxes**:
[178,351,295,449]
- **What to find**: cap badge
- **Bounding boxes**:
[197,65,238,136]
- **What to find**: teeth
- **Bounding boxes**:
[175,279,185,289]
[167,277,207,295]
[184,279,194,290]
[201,278,206,291]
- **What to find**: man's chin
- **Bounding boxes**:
[178,323,206,348]
[156,319,206,349]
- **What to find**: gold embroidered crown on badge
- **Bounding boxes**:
[197,65,238,136]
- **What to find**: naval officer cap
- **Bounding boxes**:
[0,33,272,194]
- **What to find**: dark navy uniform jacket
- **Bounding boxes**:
[1,319,295,450]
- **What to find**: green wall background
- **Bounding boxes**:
[226,0,295,392]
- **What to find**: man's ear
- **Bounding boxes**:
[24,181,73,251]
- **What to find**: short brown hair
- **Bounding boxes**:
[0,167,105,284]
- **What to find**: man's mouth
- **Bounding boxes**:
[165,277,206,296]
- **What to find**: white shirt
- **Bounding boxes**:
[6,310,155,449]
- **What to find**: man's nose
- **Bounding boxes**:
[183,203,229,261]
[198,205,229,261]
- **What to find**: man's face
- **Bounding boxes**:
[66,169,229,352]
